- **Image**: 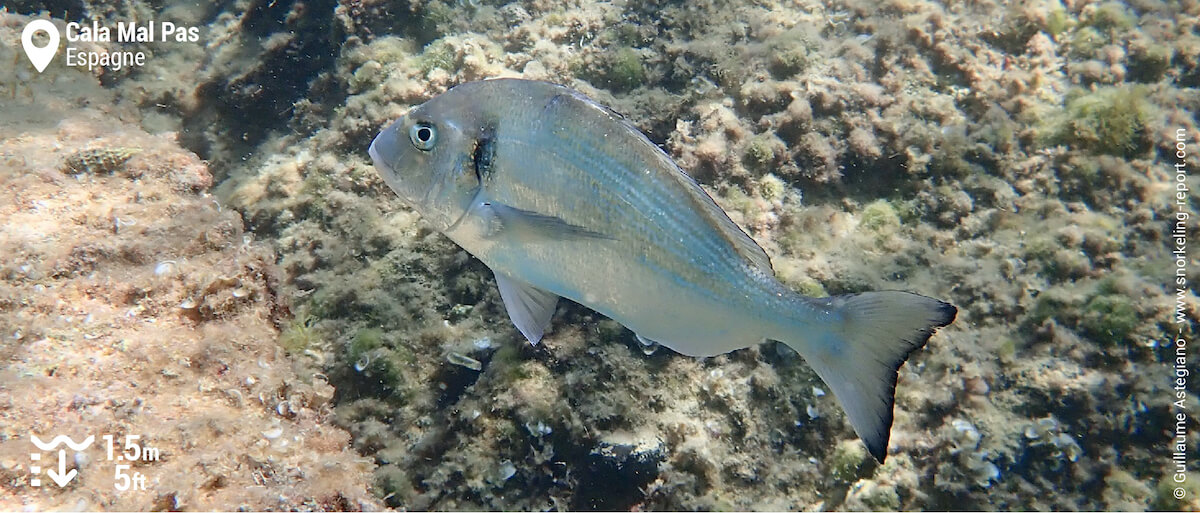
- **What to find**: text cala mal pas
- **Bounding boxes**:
[66,21,199,43]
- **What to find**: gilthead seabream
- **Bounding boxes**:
[368,78,956,461]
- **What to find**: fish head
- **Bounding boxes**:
[369,94,487,232]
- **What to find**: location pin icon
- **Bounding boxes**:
[22,20,60,73]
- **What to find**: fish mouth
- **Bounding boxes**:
[369,121,417,208]
[368,130,393,176]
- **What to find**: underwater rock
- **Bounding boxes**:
[0,48,378,507]
[3,0,1197,509]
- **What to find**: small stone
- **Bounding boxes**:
[965,376,989,396]
[63,147,141,175]
[1024,426,1040,439]
[354,354,370,372]
[447,352,482,371]
[154,260,177,276]
[497,460,516,481]
[636,335,659,355]
[525,421,552,437]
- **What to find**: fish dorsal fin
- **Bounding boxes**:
[494,272,560,344]
[666,171,774,273]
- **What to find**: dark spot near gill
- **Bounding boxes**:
[473,126,496,182]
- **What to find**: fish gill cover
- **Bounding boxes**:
[0,0,1197,511]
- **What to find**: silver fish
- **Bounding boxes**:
[369,79,956,461]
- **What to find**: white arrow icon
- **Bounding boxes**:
[21,20,60,73]
[45,449,77,487]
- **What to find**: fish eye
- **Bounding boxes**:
[409,122,437,151]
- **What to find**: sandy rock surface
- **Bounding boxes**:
[0,34,379,509]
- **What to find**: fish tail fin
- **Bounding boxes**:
[778,291,956,462]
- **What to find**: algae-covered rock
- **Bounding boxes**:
[4,0,1196,509]
[0,80,377,510]
[1079,294,1138,347]
[1050,86,1153,157]
[604,47,647,91]
[830,439,870,482]
[860,200,902,232]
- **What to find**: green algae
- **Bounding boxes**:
[350,327,386,356]
[830,439,870,482]
[742,134,787,176]
[1026,288,1077,327]
[573,46,647,92]
[1082,2,1134,32]
[768,41,813,78]
[1049,86,1152,157]
[348,327,410,392]
[605,47,647,91]
[610,24,641,47]
[1067,26,1106,59]
[491,344,531,382]
[1079,294,1138,347]
[742,136,776,172]
[420,38,459,73]
[757,174,786,201]
[860,200,902,232]
[765,27,819,79]
[796,278,828,298]
[1128,43,1173,82]
[859,483,902,510]
[995,337,1018,361]
[376,467,416,506]
[280,312,321,354]
[719,185,757,216]
[1045,8,1071,37]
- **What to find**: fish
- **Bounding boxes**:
[368,78,956,461]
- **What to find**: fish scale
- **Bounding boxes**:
[504,131,741,288]
[368,78,957,462]
[530,112,749,283]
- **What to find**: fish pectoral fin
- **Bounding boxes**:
[495,272,560,345]
[483,202,610,242]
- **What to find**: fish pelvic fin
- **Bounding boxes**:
[495,272,560,344]
[779,291,956,462]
